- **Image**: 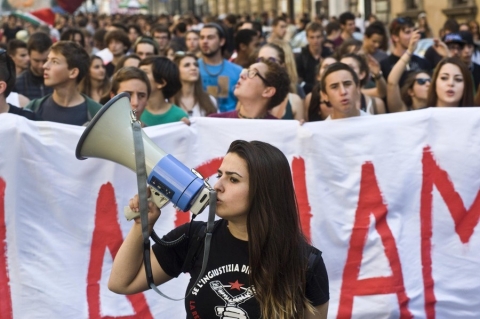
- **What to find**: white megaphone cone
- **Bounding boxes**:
[76,92,211,218]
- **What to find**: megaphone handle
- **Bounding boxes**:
[124,186,170,221]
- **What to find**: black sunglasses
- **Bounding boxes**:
[415,78,431,85]
[0,49,13,85]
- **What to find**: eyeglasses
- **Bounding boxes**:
[0,49,13,85]
[256,56,279,64]
[415,78,431,85]
[240,68,271,86]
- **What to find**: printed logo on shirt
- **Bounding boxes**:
[211,280,255,318]
[189,264,255,319]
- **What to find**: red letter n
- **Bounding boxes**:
[87,183,153,319]
[420,147,480,319]
[337,163,412,319]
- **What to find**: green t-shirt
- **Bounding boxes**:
[140,105,188,126]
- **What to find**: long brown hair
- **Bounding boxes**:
[227,140,313,319]
[400,70,430,109]
[78,55,111,99]
[171,52,217,116]
[426,57,474,107]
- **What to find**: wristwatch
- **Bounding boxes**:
[373,71,383,80]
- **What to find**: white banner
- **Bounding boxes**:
[0,108,479,319]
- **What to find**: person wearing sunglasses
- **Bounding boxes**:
[209,58,289,119]
[388,29,432,112]
[380,17,432,88]
[0,49,38,120]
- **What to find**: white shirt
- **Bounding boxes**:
[325,110,369,120]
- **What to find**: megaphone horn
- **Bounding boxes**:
[76,92,211,216]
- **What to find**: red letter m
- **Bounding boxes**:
[420,147,480,319]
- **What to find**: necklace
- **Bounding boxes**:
[237,110,267,119]
[201,59,225,77]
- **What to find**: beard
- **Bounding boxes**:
[202,46,221,58]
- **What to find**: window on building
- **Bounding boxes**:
[373,0,390,23]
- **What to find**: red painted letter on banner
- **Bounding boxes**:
[292,157,312,243]
[420,147,480,319]
[337,163,412,319]
[0,178,13,319]
[87,183,153,319]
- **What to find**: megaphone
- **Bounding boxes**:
[76,92,211,218]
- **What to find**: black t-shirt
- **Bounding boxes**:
[2,25,23,42]
[36,95,89,126]
[153,219,329,319]
[424,46,444,69]
[380,53,432,87]
[296,46,333,95]
[7,103,38,120]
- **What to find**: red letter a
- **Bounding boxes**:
[87,183,153,319]
[420,147,480,319]
[337,163,412,319]
[292,157,312,243]
[0,178,13,319]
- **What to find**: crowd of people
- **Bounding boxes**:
[2,9,480,319]
[1,10,479,126]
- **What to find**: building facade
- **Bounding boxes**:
[318,0,479,37]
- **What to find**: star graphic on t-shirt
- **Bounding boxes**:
[229,280,244,291]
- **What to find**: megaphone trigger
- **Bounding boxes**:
[124,186,170,221]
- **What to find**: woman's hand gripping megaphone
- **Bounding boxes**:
[124,186,170,221]
[126,187,162,226]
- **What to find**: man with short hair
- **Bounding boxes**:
[110,67,151,121]
[320,62,365,120]
[380,17,431,86]
[268,17,288,42]
[458,31,480,89]
[198,23,242,113]
[7,39,30,76]
[0,49,37,119]
[232,29,259,68]
[151,25,171,56]
[333,12,356,48]
[104,29,131,77]
[361,21,388,63]
[1,15,23,43]
[15,32,53,100]
[424,19,460,68]
[25,41,102,125]
[134,37,159,60]
[296,22,331,95]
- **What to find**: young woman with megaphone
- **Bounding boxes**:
[108,140,330,319]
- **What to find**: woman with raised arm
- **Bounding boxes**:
[387,29,431,112]
[108,140,330,319]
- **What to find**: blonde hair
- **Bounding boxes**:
[270,39,298,94]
